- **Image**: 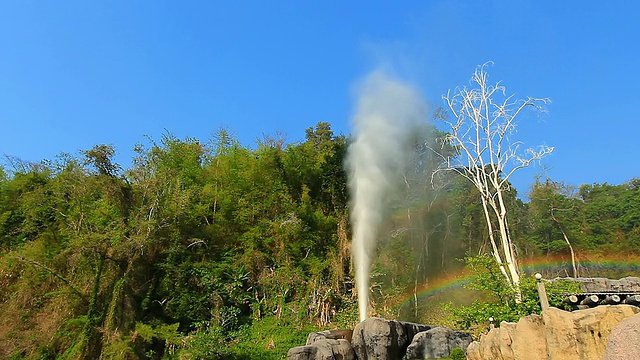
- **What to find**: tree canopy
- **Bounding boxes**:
[0,122,638,359]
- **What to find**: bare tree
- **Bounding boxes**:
[432,63,553,300]
[550,208,579,277]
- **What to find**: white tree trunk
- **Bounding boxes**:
[430,63,552,301]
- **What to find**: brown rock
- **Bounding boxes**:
[466,305,640,360]
[466,341,480,359]
[466,322,516,360]
[547,304,638,359]
[602,312,640,360]
[510,314,546,359]
[498,322,516,359]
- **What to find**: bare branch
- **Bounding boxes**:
[433,64,552,300]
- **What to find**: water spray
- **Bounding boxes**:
[346,71,427,321]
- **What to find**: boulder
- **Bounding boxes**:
[351,317,431,360]
[602,312,640,359]
[544,305,613,359]
[466,316,546,360]
[405,326,473,359]
[307,329,353,345]
[400,320,433,340]
[316,339,356,360]
[466,321,517,360]
[466,305,640,360]
[288,345,319,360]
[287,339,355,360]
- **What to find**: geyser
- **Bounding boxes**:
[346,71,427,321]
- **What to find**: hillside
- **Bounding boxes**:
[1,122,639,359]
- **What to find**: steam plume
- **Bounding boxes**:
[346,71,427,321]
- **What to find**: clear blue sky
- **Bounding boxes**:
[1,1,638,197]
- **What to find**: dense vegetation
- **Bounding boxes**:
[1,122,639,359]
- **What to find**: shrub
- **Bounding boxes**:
[450,347,466,360]
[445,254,580,332]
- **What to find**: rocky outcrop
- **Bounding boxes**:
[351,318,431,360]
[288,345,319,360]
[288,329,356,360]
[287,318,471,360]
[405,326,473,359]
[602,312,640,359]
[466,305,640,360]
[307,329,354,345]
[289,319,472,359]
[288,338,355,360]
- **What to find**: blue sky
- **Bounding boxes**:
[0,1,638,197]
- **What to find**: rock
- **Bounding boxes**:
[602,312,640,359]
[467,321,517,360]
[316,339,356,360]
[288,339,355,360]
[288,345,319,360]
[467,316,544,360]
[509,313,546,359]
[351,317,431,360]
[405,326,473,359]
[466,305,640,360]
[306,329,353,345]
[465,341,480,358]
[544,304,639,359]
[400,320,433,340]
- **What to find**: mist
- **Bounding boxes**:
[346,70,428,321]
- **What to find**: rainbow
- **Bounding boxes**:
[396,254,640,310]
[396,271,475,312]
[519,254,640,276]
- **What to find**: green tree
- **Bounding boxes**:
[527,177,582,275]
[578,180,640,252]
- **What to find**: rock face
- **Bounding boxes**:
[288,345,319,360]
[288,329,356,360]
[307,329,354,345]
[405,327,473,359]
[288,338,355,360]
[290,320,471,360]
[466,305,640,360]
[351,317,431,360]
[602,312,640,360]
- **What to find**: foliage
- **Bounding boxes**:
[0,120,638,359]
[0,123,354,359]
[449,347,466,360]
[179,316,318,360]
[445,254,581,333]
